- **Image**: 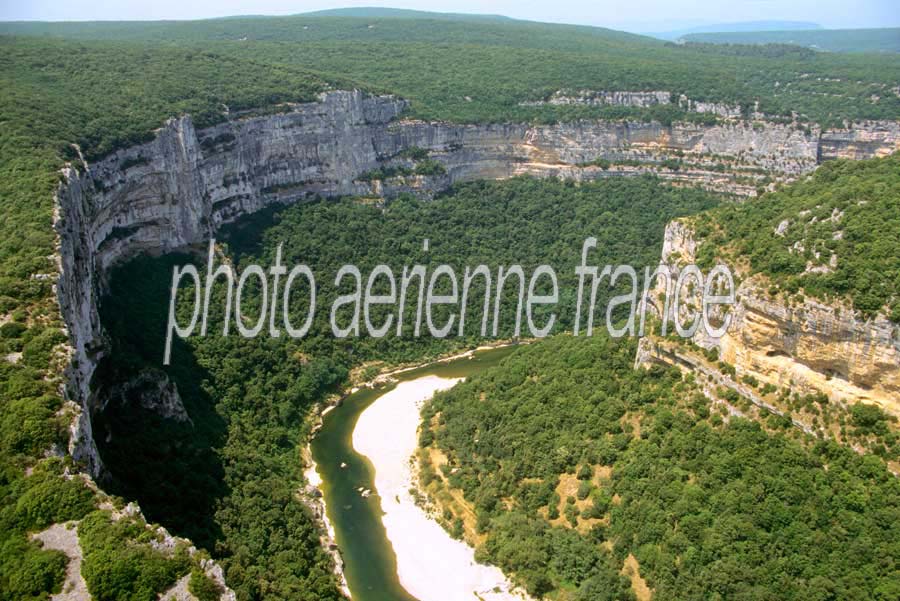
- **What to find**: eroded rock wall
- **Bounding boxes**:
[523,120,820,173]
[55,90,900,474]
[819,120,900,161]
[655,220,900,415]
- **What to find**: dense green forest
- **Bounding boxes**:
[422,335,900,600]
[693,154,900,320]
[95,176,719,600]
[683,27,900,54]
[4,13,900,131]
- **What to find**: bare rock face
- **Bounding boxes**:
[723,283,900,412]
[677,94,743,119]
[101,369,192,425]
[523,120,821,173]
[54,89,900,475]
[522,89,672,108]
[660,219,698,265]
[819,120,900,161]
[657,220,900,415]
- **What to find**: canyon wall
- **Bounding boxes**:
[54,90,899,473]
[653,220,900,417]
[818,120,900,161]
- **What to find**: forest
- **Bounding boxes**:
[94,176,719,600]
[422,334,900,600]
[683,27,900,54]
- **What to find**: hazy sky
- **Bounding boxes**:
[2,0,898,31]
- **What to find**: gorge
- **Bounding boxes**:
[5,10,900,600]
[54,90,900,477]
[44,87,900,601]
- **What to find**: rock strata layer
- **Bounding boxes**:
[653,220,900,416]
[54,90,900,474]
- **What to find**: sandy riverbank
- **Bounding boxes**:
[352,375,532,601]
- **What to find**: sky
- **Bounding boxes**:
[1,0,898,32]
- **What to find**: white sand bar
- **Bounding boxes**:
[353,375,532,601]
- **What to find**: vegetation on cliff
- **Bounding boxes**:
[694,154,900,320]
[0,459,95,599]
[78,509,191,601]
[421,334,900,600]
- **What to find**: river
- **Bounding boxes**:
[309,346,518,601]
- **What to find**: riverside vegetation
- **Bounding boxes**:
[420,334,900,600]
[97,176,719,600]
[0,10,899,601]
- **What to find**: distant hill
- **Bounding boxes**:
[683,27,900,53]
[1,11,898,130]
[300,7,513,21]
[0,11,655,47]
[650,20,821,41]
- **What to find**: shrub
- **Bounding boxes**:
[188,569,223,601]
[79,511,189,601]
[13,472,95,531]
[576,481,592,500]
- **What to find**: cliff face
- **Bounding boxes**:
[54,90,900,473]
[656,220,900,416]
[819,120,900,161]
[55,91,408,474]
[722,283,900,412]
[523,119,820,173]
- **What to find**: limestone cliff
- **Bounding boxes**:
[54,89,899,475]
[654,219,900,416]
[819,120,900,161]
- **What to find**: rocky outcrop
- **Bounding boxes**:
[521,89,672,108]
[520,89,746,117]
[655,220,900,416]
[722,282,900,413]
[54,89,899,474]
[101,369,192,424]
[635,337,819,436]
[677,95,743,119]
[819,120,900,161]
[524,119,820,173]
[31,493,236,601]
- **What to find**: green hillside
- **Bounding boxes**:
[693,154,900,320]
[422,334,900,599]
[684,27,900,54]
[3,13,899,128]
[0,13,657,48]
[301,7,515,21]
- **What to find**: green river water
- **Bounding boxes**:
[310,345,517,601]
